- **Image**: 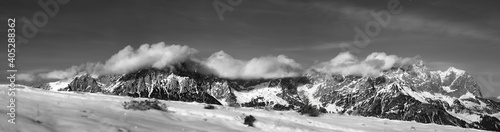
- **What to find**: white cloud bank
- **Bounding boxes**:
[17,73,36,82]
[30,42,197,81]
[27,43,420,82]
[102,42,198,74]
[39,62,103,80]
[312,52,418,77]
[204,51,303,79]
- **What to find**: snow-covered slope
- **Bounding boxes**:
[233,83,289,106]
[46,80,71,91]
[0,86,488,132]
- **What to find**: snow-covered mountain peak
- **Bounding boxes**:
[435,67,467,80]
[41,73,92,91]
[446,67,466,76]
[408,60,428,71]
[46,79,71,91]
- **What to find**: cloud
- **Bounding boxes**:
[39,62,103,80]
[102,42,198,74]
[274,47,308,52]
[17,73,36,82]
[310,42,349,50]
[310,1,500,42]
[34,42,197,80]
[275,42,350,52]
[33,43,415,81]
[204,51,303,79]
[389,15,500,42]
[39,66,79,80]
[312,52,418,77]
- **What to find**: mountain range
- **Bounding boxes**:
[36,60,500,131]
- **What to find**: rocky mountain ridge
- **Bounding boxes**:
[42,61,500,131]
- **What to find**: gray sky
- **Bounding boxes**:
[1,0,499,96]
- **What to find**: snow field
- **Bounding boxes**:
[0,86,487,132]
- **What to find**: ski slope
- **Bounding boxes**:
[0,85,488,132]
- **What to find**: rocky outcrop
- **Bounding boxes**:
[111,68,222,105]
[65,74,102,93]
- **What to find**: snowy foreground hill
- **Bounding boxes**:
[0,85,489,132]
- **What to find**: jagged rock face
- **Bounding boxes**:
[65,74,103,93]
[109,68,223,105]
[57,62,500,131]
[38,83,53,91]
[331,83,495,130]
[406,63,482,98]
[299,64,500,131]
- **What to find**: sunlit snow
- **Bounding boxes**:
[0,85,488,132]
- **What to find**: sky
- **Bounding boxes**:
[1,0,499,96]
